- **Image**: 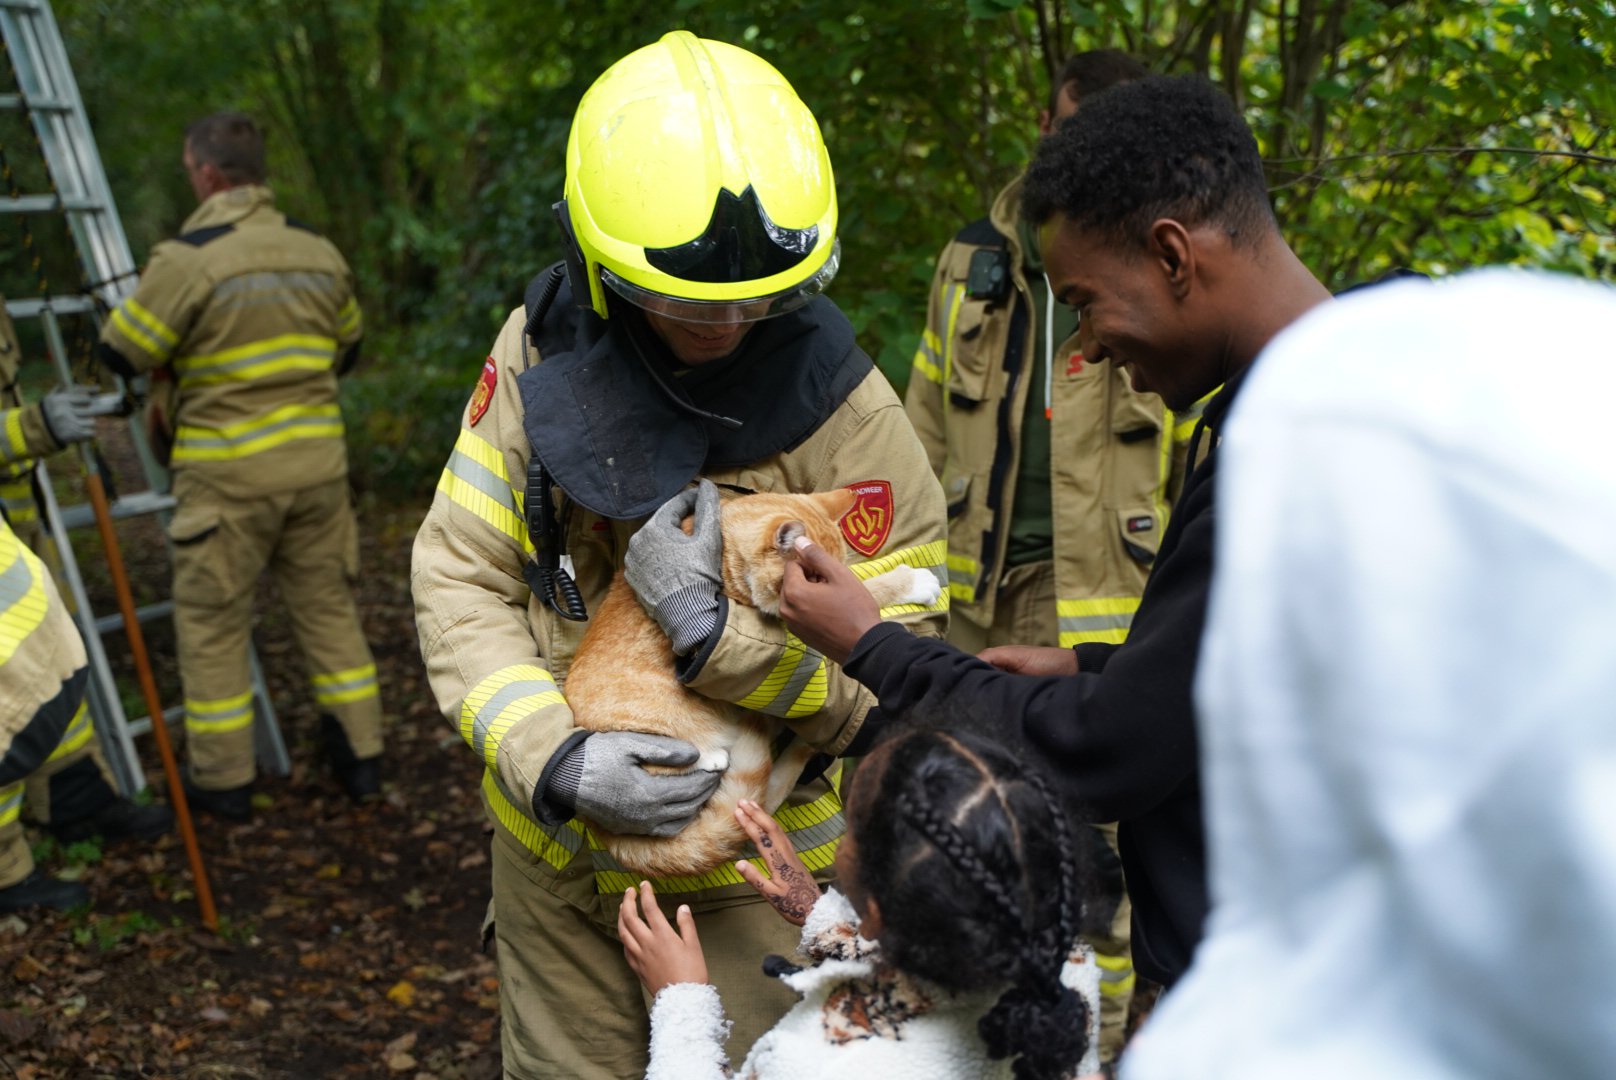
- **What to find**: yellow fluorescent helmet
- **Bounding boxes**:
[563,30,839,323]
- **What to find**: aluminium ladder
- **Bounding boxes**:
[0,0,288,796]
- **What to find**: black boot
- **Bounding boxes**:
[181,776,253,822]
[0,870,88,912]
[320,714,381,802]
[49,797,174,845]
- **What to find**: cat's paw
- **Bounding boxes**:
[695,747,731,772]
[893,565,942,607]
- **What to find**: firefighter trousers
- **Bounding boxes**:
[488,820,807,1079]
[948,558,1137,1061]
[168,473,381,790]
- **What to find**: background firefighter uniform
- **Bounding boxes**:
[412,301,948,1079]
[1,301,127,830]
[0,510,88,889]
[904,174,1203,1059]
[97,184,379,790]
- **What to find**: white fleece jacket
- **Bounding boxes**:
[646,889,1101,1080]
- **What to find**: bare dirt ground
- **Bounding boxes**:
[0,491,501,1080]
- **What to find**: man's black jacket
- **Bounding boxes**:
[843,372,1246,988]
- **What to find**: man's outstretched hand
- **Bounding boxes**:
[778,536,880,665]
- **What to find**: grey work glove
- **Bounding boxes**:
[40,386,97,446]
[545,731,723,837]
[624,479,724,656]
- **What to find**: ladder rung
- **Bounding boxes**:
[0,1,45,11]
[0,93,70,112]
[124,704,185,739]
[93,599,173,635]
[4,296,97,317]
[0,194,104,213]
[57,490,176,529]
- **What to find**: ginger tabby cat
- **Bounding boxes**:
[565,487,940,878]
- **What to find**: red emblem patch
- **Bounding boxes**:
[840,480,894,557]
[1066,352,1085,376]
[468,357,497,426]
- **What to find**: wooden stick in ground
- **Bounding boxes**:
[82,467,218,931]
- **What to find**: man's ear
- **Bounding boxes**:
[1148,219,1196,300]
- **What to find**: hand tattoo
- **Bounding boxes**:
[768,854,821,925]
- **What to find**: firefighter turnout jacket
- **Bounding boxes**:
[0,450,84,777]
[412,293,949,904]
[0,300,71,539]
[97,185,362,493]
[906,175,1201,647]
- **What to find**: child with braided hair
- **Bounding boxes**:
[618,728,1101,1080]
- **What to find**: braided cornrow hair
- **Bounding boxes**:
[852,729,1091,1080]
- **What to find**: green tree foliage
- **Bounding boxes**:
[35,0,1616,495]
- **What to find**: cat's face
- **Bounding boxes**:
[717,488,856,615]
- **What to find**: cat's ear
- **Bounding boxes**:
[773,518,807,554]
[812,487,858,520]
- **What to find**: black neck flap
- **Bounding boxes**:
[517,275,872,520]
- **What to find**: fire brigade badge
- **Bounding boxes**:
[469,356,497,426]
[840,480,894,557]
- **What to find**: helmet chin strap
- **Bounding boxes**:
[616,297,745,432]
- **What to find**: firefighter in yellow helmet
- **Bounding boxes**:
[412,32,946,1078]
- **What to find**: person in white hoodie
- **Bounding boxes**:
[619,728,1102,1080]
[1122,269,1616,1079]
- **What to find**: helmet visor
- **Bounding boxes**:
[601,241,840,326]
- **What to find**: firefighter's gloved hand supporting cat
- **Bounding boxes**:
[544,730,724,838]
[624,478,726,656]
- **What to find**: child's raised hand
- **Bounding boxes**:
[618,880,709,997]
[734,799,821,927]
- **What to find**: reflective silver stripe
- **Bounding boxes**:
[755,644,824,718]
[179,341,335,380]
[0,546,35,611]
[466,677,554,760]
[178,410,338,453]
[0,784,21,824]
[446,448,520,516]
[1058,611,1134,636]
[494,772,582,856]
[589,810,846,874]
[212,270,342,306]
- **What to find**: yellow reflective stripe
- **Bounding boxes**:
[436,427,533,554]
[591,787,844,894]
[1056,596,1140,648]
[2,409,27,463]
[184,689,254,734]
[1096,951,1137,996]
[460,663,565,769]
[852,539,949,616]
[483,769,585,870]
[175,333,336,386]
[942,284,966,386]
[946,551,979,604]
[312,662,379,706]
[110,298,179,361]
[171,403,342,462]
[737,630,829,720]
[0,782,21,827]
[337,297,362,337]
[43,701,93,763]
[849,539,945,580]
[911,328,944,386]
[737,542,949,718]
[0,527,48,665]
